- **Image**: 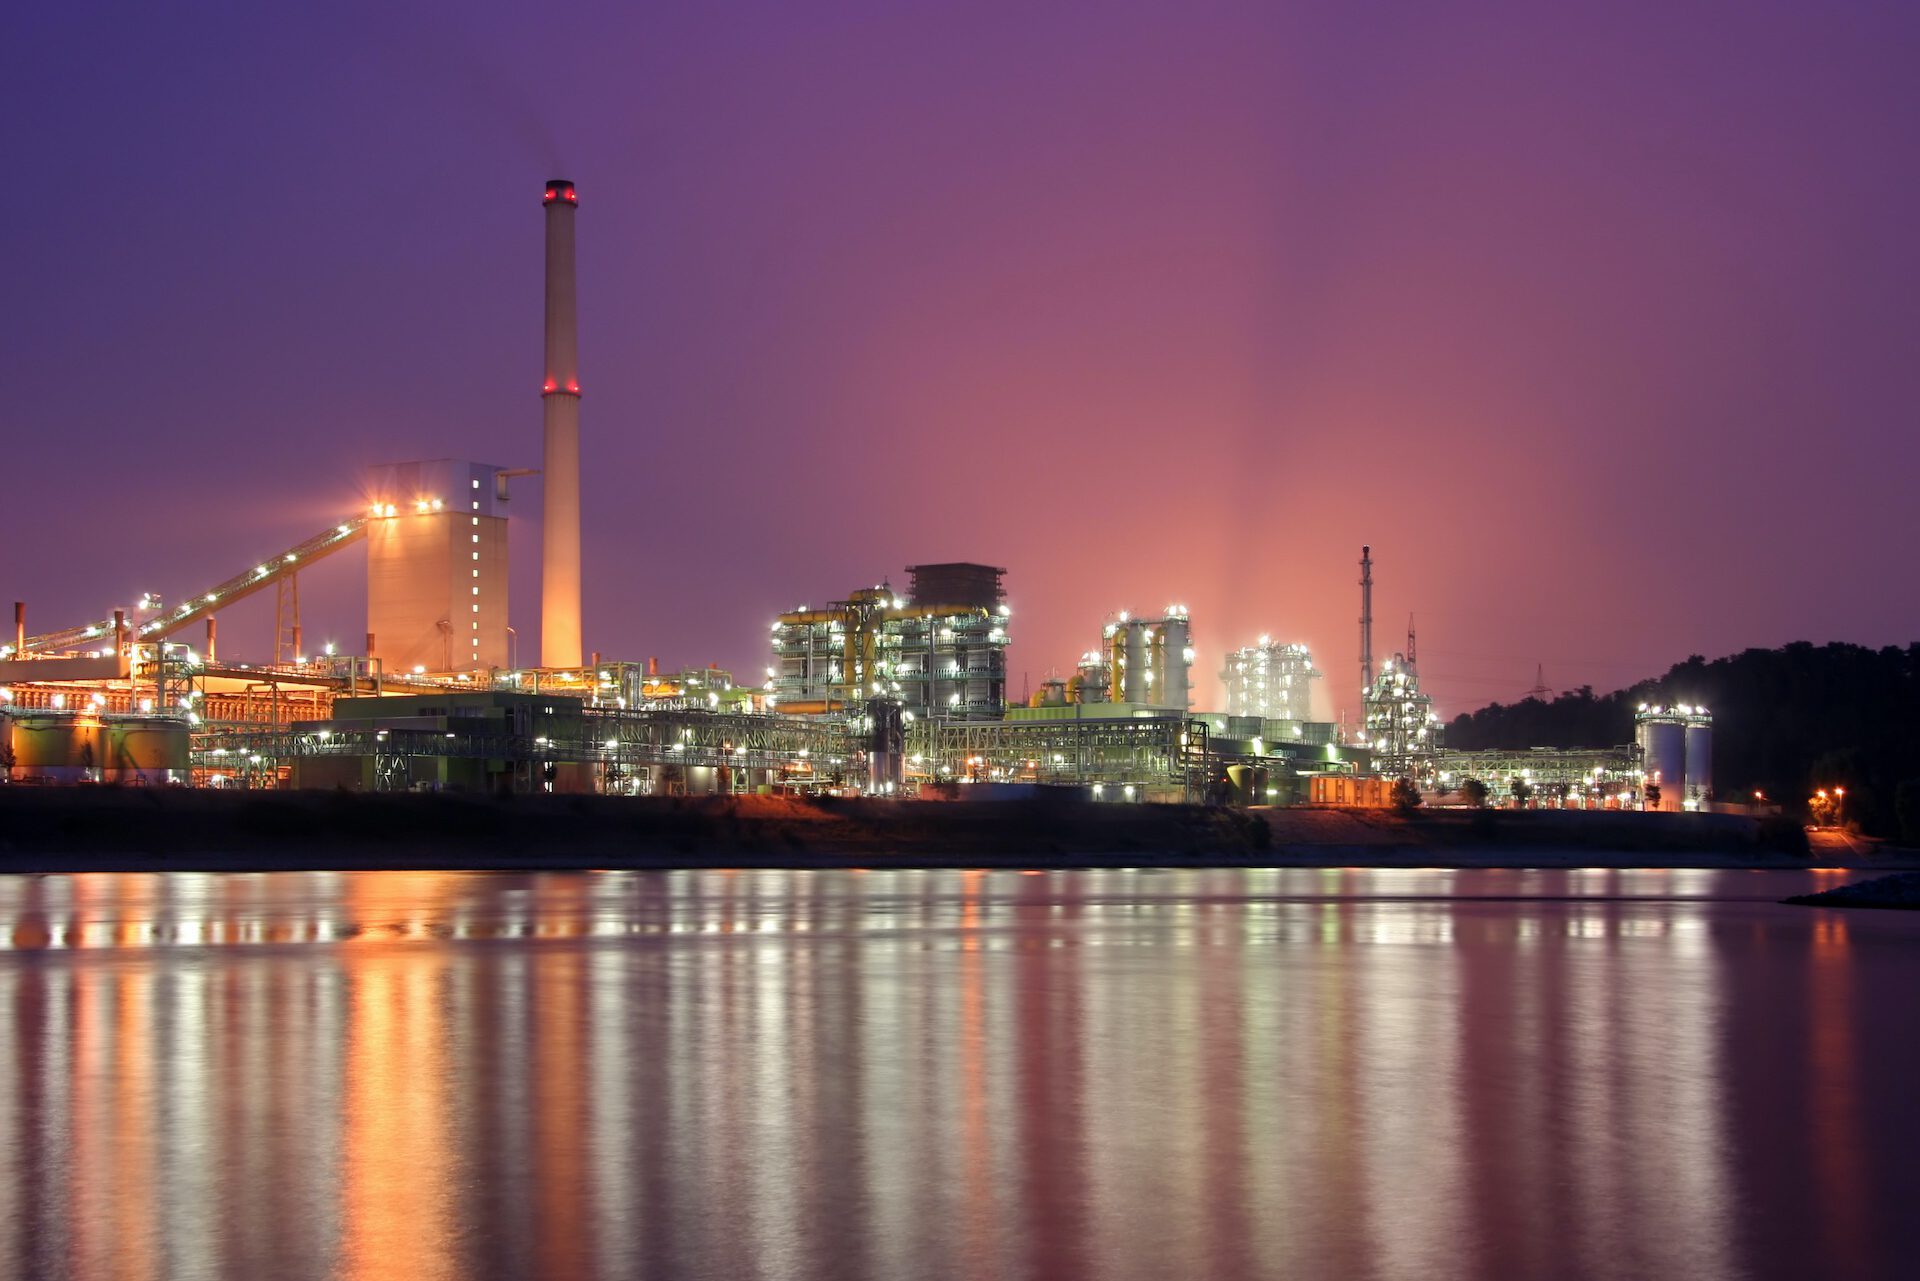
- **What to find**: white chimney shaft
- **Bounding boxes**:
[540,179,583,669]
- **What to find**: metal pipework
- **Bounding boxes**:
[540,178,584,669]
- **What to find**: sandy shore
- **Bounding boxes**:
[2,788,1907,874]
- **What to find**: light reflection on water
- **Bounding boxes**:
[0,867,1913,1281]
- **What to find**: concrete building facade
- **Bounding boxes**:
[365,460,510,674]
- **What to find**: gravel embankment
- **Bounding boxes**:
[1784,871,1920,910]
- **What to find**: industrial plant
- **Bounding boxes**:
[0,181,1717,815]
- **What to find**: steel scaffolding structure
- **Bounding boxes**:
[906,714,1209,797]
[192,705,859,790]
[1434,746,1642,807]
[1360,652,1440,783]
[187,698,1240,801]
[769,567,1010,721]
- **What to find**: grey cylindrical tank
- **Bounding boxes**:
[1122,621,1149,703]
[1638,717,1685,811]
[1684,721,1713,807]
[1076,659,1110,703]
[1160,616,1191,711]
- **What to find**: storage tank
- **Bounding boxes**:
[1074,654,1111,703]
[1122,620,1149,703]
[97,716,191,785]
[1159,616,1192,711]
[1224,763,1269,808]
[6,712,97,783]
[1684,716,1713,808]
[1636,711,1686,812]
[1146,626,1165,702]
[1034,678,1068,708]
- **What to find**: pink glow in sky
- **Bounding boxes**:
[5,1,1918,722]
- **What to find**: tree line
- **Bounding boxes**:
[1443,641,1920,841]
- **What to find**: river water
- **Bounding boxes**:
[0,867,1913,1281]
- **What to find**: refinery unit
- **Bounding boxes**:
[1220,638,1319,722]
[0,181,1719,814]
[768,565,1010,721]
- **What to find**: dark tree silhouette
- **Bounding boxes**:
[1390,777,1421,812]
[1896,781,1920,845]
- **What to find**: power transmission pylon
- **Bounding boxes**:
[1526,663,1550,700]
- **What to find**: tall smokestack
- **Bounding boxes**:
[1358,545,1373,704]
[13,602,23,654]
[541,178,583,670]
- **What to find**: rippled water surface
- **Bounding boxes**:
[0,866,1915,1281]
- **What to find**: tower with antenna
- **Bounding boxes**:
[1527,664,1550,700]
[1358,545,1373,708]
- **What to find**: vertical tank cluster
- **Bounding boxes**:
[1634,704,1712,810]
[1099,607,1194,710]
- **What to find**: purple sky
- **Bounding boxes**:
[5,1,1918,721]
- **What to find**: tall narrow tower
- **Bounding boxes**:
[1358,545,1374,704]
[540,178,583,669]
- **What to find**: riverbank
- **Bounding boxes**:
[1,787,1906,873]
[1784,870,1920,910]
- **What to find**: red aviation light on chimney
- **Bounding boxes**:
[543,180,577,206]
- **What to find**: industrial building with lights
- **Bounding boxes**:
[1,179,1721,815]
